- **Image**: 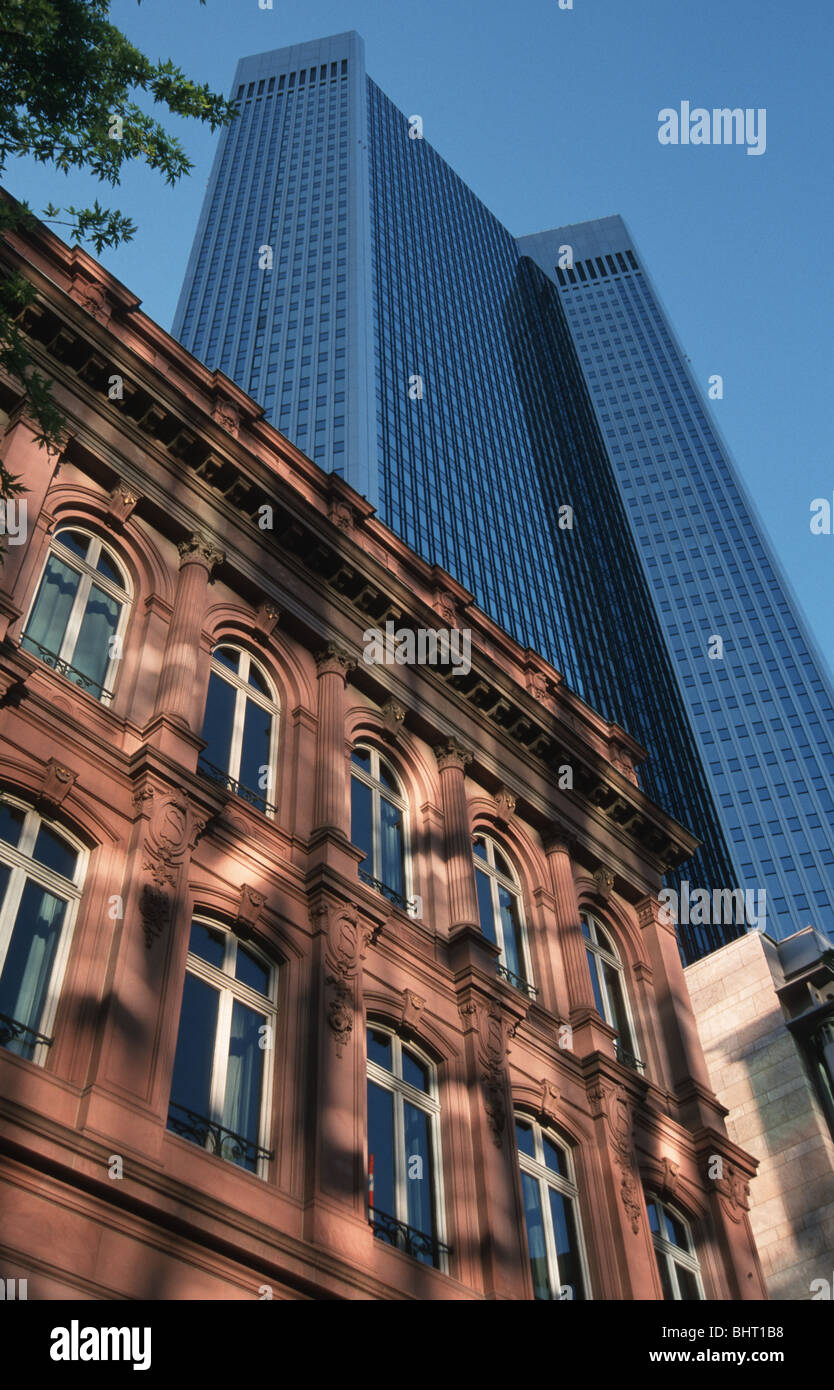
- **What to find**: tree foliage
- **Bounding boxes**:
[0,0,235,466]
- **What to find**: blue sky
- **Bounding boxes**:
[8,0,834,673]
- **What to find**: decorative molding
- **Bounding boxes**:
[320,904,376,1058]
[234,884,267,941]
[315,642,356,682]
[328,499,354,533]
[713,1162,750,1224]
[593,866,615,901]
[660,1156,681,1199]
[610,741,639,787]
[589,1080,642,1234]
[542,821,574,858]
[253,601,280,645]
[434,737,472,774]
[459,997,518,1146]
[177,532,225,575]
[104,480,140,530]
[380,696,406,740]
[70,274,111,325]
[493,785,517,826]
[537,1077,560,1126]
[38,758,77,812]
[433,589,459,627]
[399,988,426,1034]
[133,782,208,949]
[211,398,240,437]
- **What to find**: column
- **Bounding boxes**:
[153,533,224,727]
[312,643,355,837]
[434,737,479,931]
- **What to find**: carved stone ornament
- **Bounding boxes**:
[434,736,472,774]
[104,481,140,530]
[590,1081,642,1235]
[380,696,406,740]
[714,1162,750,1224]
[315,643,356,681]
[493,786,517,826]
[593,866,615,901]
[70,275,110,324]
[526,667,560,708]
[177,532,225,575]
[434,589,459,627]
[211,398,240,437]
[253,601,280,645]
[319,903,376,1057]
[399,988,426,1033]
[610,742,639,787]
[660,1156,681,1199]
[38,758,77,811]
[133,783,208,949]
[538,1077,560,1126]
[459,997,518,1147]
[235,884,267,941]
[329,499,354,532]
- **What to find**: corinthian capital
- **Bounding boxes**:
[177,532,225,574]
[434,737,472,773]
[315,643,356,680]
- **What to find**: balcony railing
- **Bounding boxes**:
[614,1038,646,1074]
[197,759,276,816]
[20,637,111,700]
[0,1011,54,1058]
[166,1100,274,1169]
[496,961,537,1000]
[358,868,412,914]
[368,1207,450,1268]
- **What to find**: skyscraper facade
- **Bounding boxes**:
[519,217,834,945]
[173,31,831,956]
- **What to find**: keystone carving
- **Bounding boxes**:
[38,758,77,812]
[380,696,407,740]
[253,601,280,645]
[235,885,267,941]
[593,866,615,901]
[493,786,517,826]
[211,398,240,437]
[104,481,140,530]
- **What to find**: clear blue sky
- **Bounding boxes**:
[8,0,834,674]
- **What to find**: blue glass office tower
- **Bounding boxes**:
[173,32,833,955]
[519,217,834,945]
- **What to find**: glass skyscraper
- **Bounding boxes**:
[173,32,834,955]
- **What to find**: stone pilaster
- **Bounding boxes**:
[434,738,479,932]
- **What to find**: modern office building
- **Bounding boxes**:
[172,33,741,962]
[0,215,768,1301]
[520,217,834,946]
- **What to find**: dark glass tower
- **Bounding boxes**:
[173,32,832,957]
[519,216,834,946]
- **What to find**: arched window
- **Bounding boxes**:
[646,1195,704,1300]
[350,746,409,909]
[22,527,130,701]
[366,1025,448,1269]
[515,1115,589,1300]
[473,835,533,996]
[0,798,85,1061]
[198,645,279,815]
[167,919,277,1175]
[581,913,643,1071]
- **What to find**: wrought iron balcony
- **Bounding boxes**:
[166,1100,274,1169]
[20,637,112,700]
[614,1038,646,1073]
[368,1207,450,1268]
[358,868,411,914]
[496,961,537,1000]
[197,759,276,816]
[0,1011,54,1057]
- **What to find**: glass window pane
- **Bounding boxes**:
[586,949,606,1017]
[350,776,373,872]
[95,549,125,587]
[0,880,67,1056]
[32,825,77,880]
[542,1134,567,1178]
[521,1172,550,1300]
[0,864,10,912]
[169,972,219,1124]
[22,556,81,661]
[404,1100,435,1258]
[472,836,487,861]
[0,804,25,849]
[602,960,633,1052]
[350,747,371,770]
[236,944,270,996]
[379,796,404,896]
[188,921,226,970]
[498,884,523,978]
[580,916,592,939]
[222,999,265,1170]
[493,846,513,879]
[402,1048,429,1093]
[515,1119,536,1159]
[657,1253,676,1300]
[663,1208,689,1250]
[367,1027,392,1071]
[647,1199,661,1235]
[367,1079,396,1219]
[200,670,237,776]
[71,584,121,690]
[378,760,399,794]
[596,923,615,955]
[55,530,89,560]
[238,695,272,800]
[475,867,497,945]
[247,662,270,695]
[675,1263,701,1300]
[549,1188,585,1300]
[213,646,240,673]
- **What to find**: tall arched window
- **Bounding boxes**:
[350,746,408,909]
[198,645,279,815]
[22,527,130,701]
[473,835,533,996]
[646,1195,704,1300]
[366,1024,448,1269]
[581,912,643,1071]
[167,919,277,1175]
[0,798,85,1062]
[515,1115,589,1300]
